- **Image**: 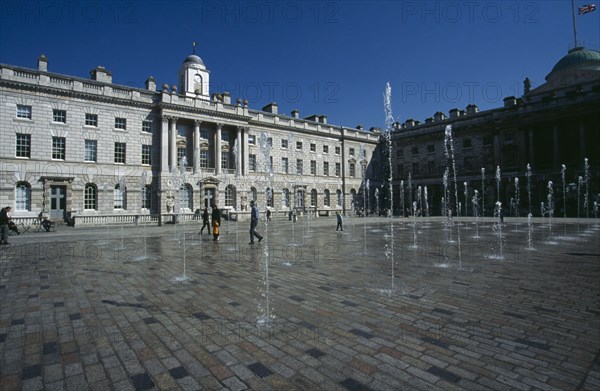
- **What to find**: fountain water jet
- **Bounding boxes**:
[444,125,462,268]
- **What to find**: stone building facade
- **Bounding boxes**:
[390,47,600,217]
[0,53,379,225]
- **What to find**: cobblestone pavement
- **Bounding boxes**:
[1,217,599,390]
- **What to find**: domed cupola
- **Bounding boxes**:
[545,47,600,82]
[179,47,210,98]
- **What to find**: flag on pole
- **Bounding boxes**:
[578,3,597,14]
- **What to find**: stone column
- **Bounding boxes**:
[236,126,242,176]
[169,117,178,171]
[242,127,249,176]
[194,120,201,174]
[161,116,169,173]
[215,123,223,175]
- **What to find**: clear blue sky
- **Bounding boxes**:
[1,1,598,129]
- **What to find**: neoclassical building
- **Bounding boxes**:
[389,47,600,217]
[0,52,380,225]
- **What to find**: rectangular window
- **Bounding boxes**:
[335,162,341,176]
[397,164,404,177]
[17,105,32,119]
[412,162,419,175]
[249,154,257,172]
[296,159,303,175]
[141,186,151,209]
[248,135,256,145]
[200,129,209,139]
[267,137,272,147]
[349,147,355,157]
[428,160,436,175]
[310,160,316,175]
[142,120,152,133]
[296,141,302,150]
[142,144,152,165]
[483,135,493,146]
[85,113,98,127]
[281,139,288,149]
[335,146,340,155]
[281,157,289,173]
[463,138,472,149]
[323,162,329,176]
[350,163,356,177]
[84,139,97,162]
[323,145,329,154]
[53,109,66,123]
[52,137,66,160]
[427,144,435,154]
[221,132,229,142]
[177,148,186,164]
[411,146,419,155]
[115,117,127,130]
[504,131,514,143]
[310,143,316,152]
[221,152,228,169]
[114,142,126,163]
[16,133,31,158]
[199,149,208,168]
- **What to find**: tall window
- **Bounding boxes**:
[266,187,274,207]
[84,184,97,210]
[349,163,356,178]
[199,149,208,168]
[335,146,340,155]
[310,189,317,207]
[250,187,257,202]
[200,129,209,139]
[281,139,288,149]
[114,184,126,209]
[15,182,31,211]
[249,154,257,172]
[177,148,186,164]
[310,143,316,152]
[323,145,329,154]
[296,159,303,175]
[221,152,229,170]
[52,137,66,160]
[282,188,290,208]
[142,145,152,165]
[225,185,235,207]
[296,141,302,150]
[141,185,151,209]
[114,142,126,163]
[17,105,32,119]
[115,117,127,130]
[324,189,330,206]
[323,162,329,176]
[336,189,342,207]
[335,162,340,177]
[84,140,97,162]
[16,133,31,158]
[281,157,289,174]
[248,135,256,145]
[85,113,98,127]
[349,148,355,157]
[142,121,152,133]
[53,109,66,123]
[310,160,317,175]
[221,132,230,142]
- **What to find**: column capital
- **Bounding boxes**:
[216,122,224,130]
[194,119,203,126]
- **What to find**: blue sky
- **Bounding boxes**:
[1,1,598,129]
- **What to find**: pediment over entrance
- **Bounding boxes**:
[199,176,221,186]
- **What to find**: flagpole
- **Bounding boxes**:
[571,0,578,48]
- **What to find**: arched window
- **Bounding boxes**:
[114,184,126,209]
[179,183,193,210]
[310,189,317,207]
[296,189,304,208]
[324,189,330,207]
[84,184,97,210]
[336,189,342,207]
[350,189,357,210]
[141,185,152,209]
[225,185,236,207]
[266,187,274,207]
[250,187,257,202]
[15,182,31,211]
[349,163,356,178]
[282,188,290,208]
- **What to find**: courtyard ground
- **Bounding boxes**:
[1,216,599,390]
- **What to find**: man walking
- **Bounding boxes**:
[0,206,12,245]
[336,211,344,232]
[249,200,263,244]
[199,207,210,235]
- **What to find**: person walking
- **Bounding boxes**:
[199,207,210,235]
[211,204,221,241]
[0,206,12,245]
[336,211,344,232]
[249,200,263,244]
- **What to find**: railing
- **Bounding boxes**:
[13,70,39,80]
[83,82,103,91]
[50,76,73,86]
[10,216,41,227]
[73,214,159,226]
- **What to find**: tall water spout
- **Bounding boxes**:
[481,168,486,218]
[526,164,532,215]
[444,125,462,268]
[383,82,396,293]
